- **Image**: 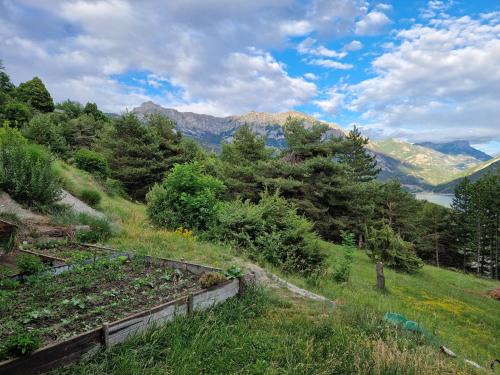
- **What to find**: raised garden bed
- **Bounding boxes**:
[20,241,116,266]
[0,252,252,375]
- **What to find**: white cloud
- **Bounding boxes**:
[343,40,363,51]
[355,11,391,36]
[298,37,347,58]
[304,72,319,80]
[376,3,392,12]
[309,59,353,70]
[0,0,367,114]
[345,12,500,142]
[314,89,345,114]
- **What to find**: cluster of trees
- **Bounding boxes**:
[2,61,497,278]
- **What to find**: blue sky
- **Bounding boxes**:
[1,0,499,154]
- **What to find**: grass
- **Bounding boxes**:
[51,162,499,373]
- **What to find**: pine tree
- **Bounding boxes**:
[416,202,451,267]
[16,77,54,113]
[0,61,15,94]
[338,125,380,182]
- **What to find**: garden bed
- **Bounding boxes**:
[20,241,115,266]
[0,253,250,375]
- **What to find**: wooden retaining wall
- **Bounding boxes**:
[0,255,254,375]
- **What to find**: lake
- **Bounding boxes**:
[414,192,454,207]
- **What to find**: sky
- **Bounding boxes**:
[1,0,499,154]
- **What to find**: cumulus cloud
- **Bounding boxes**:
[0,0,365,114]
[343,40,363,51]
[298,37,347,58]
[314,89,345,114]
[309,59,353,70]
[347,12,500,142]
[355,11,391,36]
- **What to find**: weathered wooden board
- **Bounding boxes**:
[192,278,239,311]
[0,328,102,375]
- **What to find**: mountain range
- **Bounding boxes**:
[131,102,496,191]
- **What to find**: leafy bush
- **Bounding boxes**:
[207,192,326,275]
[365,224,423,273]
[79,188,102,207]
[0,125,61,207]
[23,113,68,156]
[16,254,45,275]
[74,149,109,178]
[147,162,225,231]
[0,332,41,359]
[74,214,113,243]
[332,231,355,282]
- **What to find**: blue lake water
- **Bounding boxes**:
[414,192,453,207]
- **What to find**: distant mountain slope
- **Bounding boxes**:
[368,139,482,187]
[132,101,343,150]
[414,140,492,161]
[433,156,500,193]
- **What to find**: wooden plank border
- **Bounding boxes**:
[0,255,252,375]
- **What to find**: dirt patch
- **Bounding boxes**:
[488,288,500,301]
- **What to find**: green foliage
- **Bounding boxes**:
[79,189,102,207]
[23,113,68,155]
[55,100,83,119]
[0,61,15,94]
[16,76,54,113]
[0,332,41,359]
[98,113,191,200]
[1,100,32,128]
[147,162,225,231]
[74,149,109,177]
[216,124,271,201]
[83,102,108,122]
[50,208,113,243]
[0,125,61,207]
[223,265,244,279]
[332,231,355,282]
[338,125,380,182]
[208,192,326,275]
[16,254,45,275]
[64,114,105,150]
[366,224,423,273]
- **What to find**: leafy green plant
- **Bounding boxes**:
[223,266,243,279]
[365,224,423,273]
[0,124,61,208]
[74,149,109,178]
[79,188,102,207]
[16,254,45,275]
[62,297,86,309]
[0,332,41,359]
[146,162,225,231]
[207,192,326,275]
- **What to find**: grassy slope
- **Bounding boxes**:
[55,162,499,373]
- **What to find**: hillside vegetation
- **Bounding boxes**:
[52,164,499,374]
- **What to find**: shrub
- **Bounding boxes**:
[23,113,68,156]
[332,231,355,282]
[74,214,113,243]
[207,192,326,275]
[16,254,45,275]
[0,125,61,208]
[0,332,41,359]
[147,162,225,231]
[74,149,109,178]
[79,188,102,207]
[365,224,423,273]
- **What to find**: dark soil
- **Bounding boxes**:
[0,257,203,359]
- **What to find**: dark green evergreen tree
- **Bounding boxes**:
[338,125,380,182]
[16,77,54,113]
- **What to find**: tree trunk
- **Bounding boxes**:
[376,262,385,290]
[476,217,481,276]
